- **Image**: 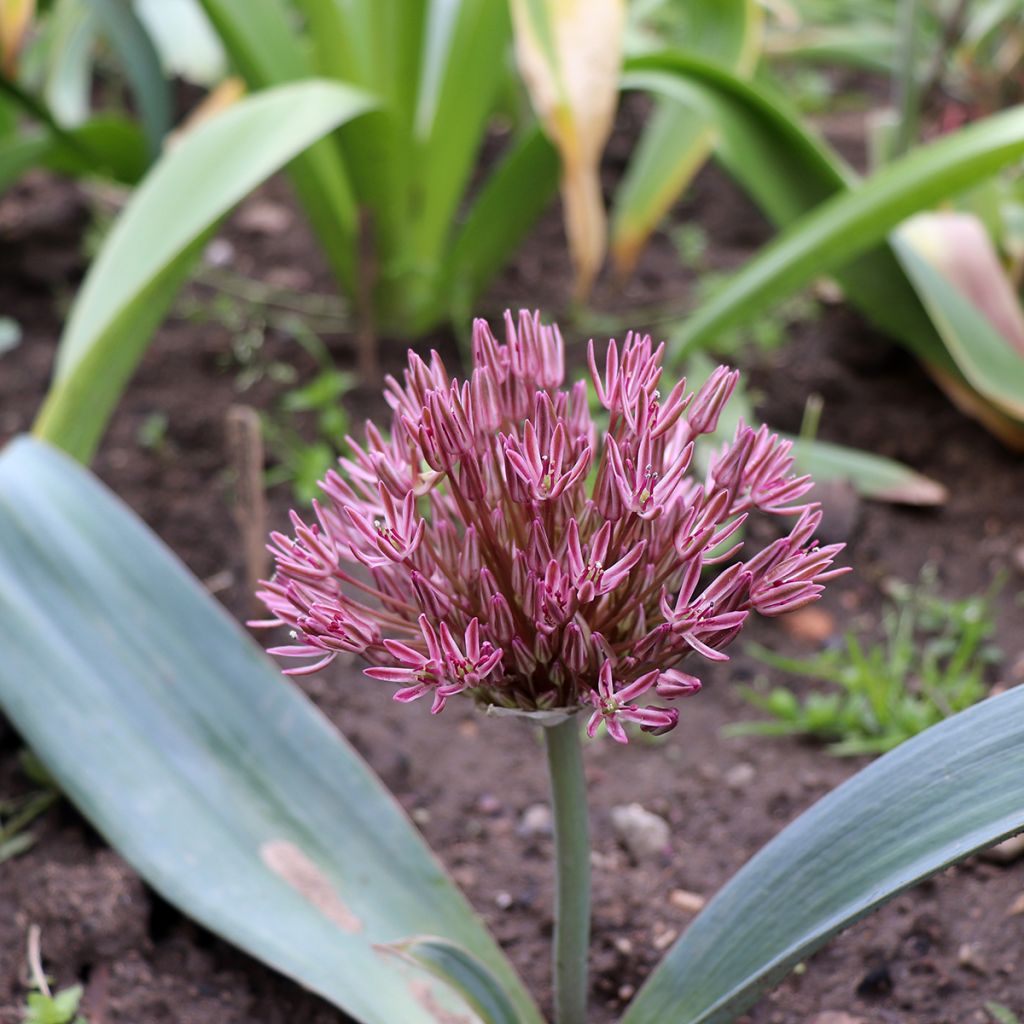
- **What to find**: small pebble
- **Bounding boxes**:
[452,866,477,889]
[494,890,514,910]
[204,238,234,266]
[808,1014,866,1024]
[669,889,706,915]
[807,479,860,543]
[958,942,988,974]
[1008,892,1024,916]
[611,803,671,861]
[613,936,633,956]
[724,762,756,791]
[1012,545,1024,575]
[477,793,502,816]
[237,198,293,235]
[590,849,619,871]
[411,807,431,825]
[518,803,553,838]
[652,925,678,951]
[617,984,635,1002]
[981,834,1024,865]
[781,606,836,645]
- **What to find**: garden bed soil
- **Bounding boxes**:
[1,115,1024,1024]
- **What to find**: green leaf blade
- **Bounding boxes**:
[621,686,1024,1024]
[89,0,172,160]
[383,936,526,1024]
[611,0,762,275]
[33,80,376,463]
[0,437,543,1024]
[893,234,1024,420]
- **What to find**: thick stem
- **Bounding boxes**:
[543,717,591,1024]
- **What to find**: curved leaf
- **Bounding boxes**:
[511,0,625,298]
[653,89,1024,355]
[90,0,172,159]
[611,0,762,276]
[622,684,1024,1024]
[444,124,560,327]
[381,936,525,1024]
[198,0,361,296]
[791,436,948,506]
[33,80,376,463]
[0,436,545,1024]
[893,231,1024,421]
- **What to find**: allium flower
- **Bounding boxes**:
[255,311,847,742]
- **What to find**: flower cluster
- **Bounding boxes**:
[256,311,846,742]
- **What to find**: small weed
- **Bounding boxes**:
[670,223,709,270]
[22,926,87,1024]
[136,411,170,453]
[986,1003,1021,1024]
[176,265,355,501]
[0,755,58,865]
[727,570,1004,756]
[262,358,353,503]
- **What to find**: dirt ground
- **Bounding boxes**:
[1,103,1023,1024]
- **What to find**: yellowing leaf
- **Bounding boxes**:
[901,211,1024,357]
[511,0,625,298]
[0,0,34,76]
[168,76,246,149]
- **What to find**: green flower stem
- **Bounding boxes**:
[543,717,591,1024]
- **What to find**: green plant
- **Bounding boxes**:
[987,1002,1022,1024]
[0,751,57,864]
[22,986,86,1024]
[0,0,166,197]
[263,361,353,503]
[3,320,1024,1024]
[21,925,87,1024]
[730,570,1004,755]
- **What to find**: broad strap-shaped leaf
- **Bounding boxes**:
[0,0,33,76]
[89,0,171,160]
[0,130,48,192]
[198,0,361,295]
[0,115,147,194]
[895,212,1024,423]
[0,436,543,1024]
[511,0,626,298]
[293,0,418,293]
[621,684,1024,1024]
[688,351,944,507]
[380,936,524,1024]
[444,124,560,326]
[407,0,511,298]
[622,51,1024,442]
[611,0,762,276]
[32,80,376,464]
[763,24,897,74]
[653,77,1024,356]
[790,436,947,505]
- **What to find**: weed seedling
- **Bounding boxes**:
[22,926,87,1024]
[728,570,1004,755]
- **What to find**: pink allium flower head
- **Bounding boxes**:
[256,311,847,742]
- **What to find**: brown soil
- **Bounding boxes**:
[1,108,1023,1024]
